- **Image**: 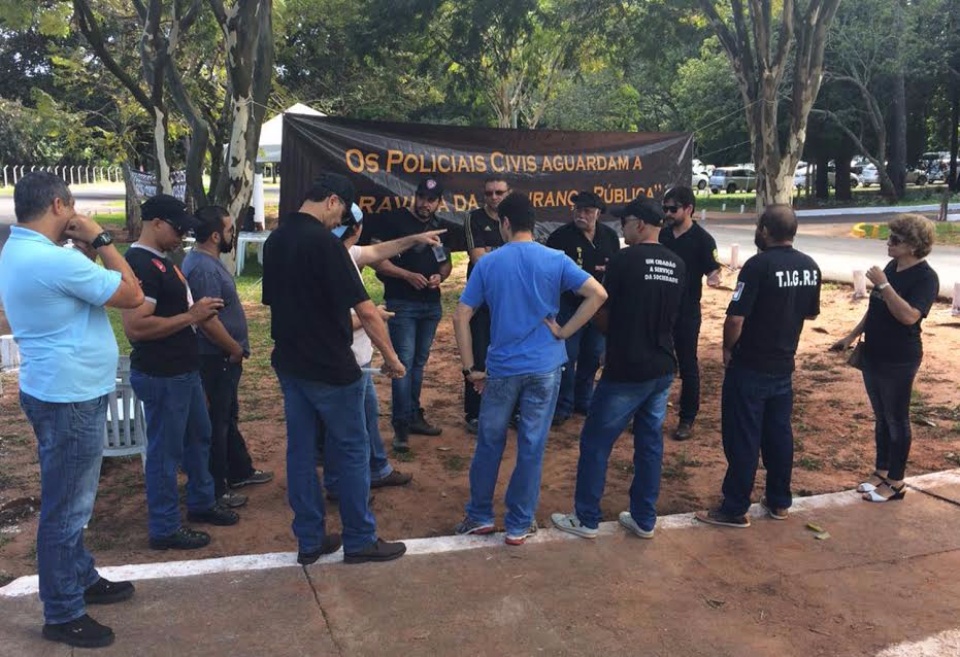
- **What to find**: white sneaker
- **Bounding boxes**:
[618,511,654,539]
[551,512,598,539]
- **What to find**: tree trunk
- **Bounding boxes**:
[835,154,853,201]
[122,163,142,240]
[815,156,830,199]
[888,1,907,199]
[950,77,959,192]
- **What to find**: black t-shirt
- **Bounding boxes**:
[262,212,368,385]
[602,243,687,383]
[546,221,621,309]
[372,208,451,303]
[863,260,939,364]
[465,207,504,279]
[727,246,821,375]
[659,221,720,309]
[125,245,199,376]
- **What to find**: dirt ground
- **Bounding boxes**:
[2,265,960,586]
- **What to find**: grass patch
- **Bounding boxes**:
[440,453,468,472]
[797,455,823,471]
[874,221,960,247]
[394,450,416,463]
[662,452,701,482]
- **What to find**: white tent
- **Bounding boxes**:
[257,103,325,163]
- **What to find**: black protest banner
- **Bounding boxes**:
[279,114,693,246]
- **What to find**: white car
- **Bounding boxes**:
[691,171,709,190]
[860,164,928,187]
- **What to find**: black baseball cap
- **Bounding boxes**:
[571,191,607,213]
[415,177,444,199]
[612,197,665,226]
[306,172,355,208]
[140,194,200,232]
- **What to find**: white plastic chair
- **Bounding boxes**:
[103,356,147,470]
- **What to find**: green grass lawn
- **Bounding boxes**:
[872,221,960,247]
[695,186,959,211]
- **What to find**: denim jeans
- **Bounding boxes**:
[324,366,393,493]
[130,369,216,539]
[672,308,702,422]
[199,356,255,498]
[573,376,673,532]
[719,363,794,517]
[465,367,561,535]
[276,370,377,554]
[555,304,605,417]
[19,392,107,624]
[386,298,442,424]
[862,357,920,481]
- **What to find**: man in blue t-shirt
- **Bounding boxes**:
[452,193,607,546]
[0,172,143,648]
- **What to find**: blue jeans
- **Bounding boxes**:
[130,370,216,539]
[573,376,673,532]
[386,298,442,424]
[276,370,377,554]
[719,363,794,516]
[325,367,393,493]
[465,367,561,535]
[555,304,605,417]
[19,392,107,624]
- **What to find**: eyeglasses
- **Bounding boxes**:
[662,205,681,214]
[484,189,508,197]
[161,218,188,237]
[888,233,905,246]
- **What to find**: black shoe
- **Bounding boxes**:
[344,538,407,564]
[149,526,211,550]
[392,422,410,453]
[297,533,342,565]
[673,420,694,441]
[229,469,274,489]
[186,505,239,526]
[84,577,135,605]
[370,470,412,489]
[42,614,115,648]
[409,409,442,436]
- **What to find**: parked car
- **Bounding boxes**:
[793,162,860,189]
[691,170,709,190]
[709,166,757,194]
[861,164,928,187]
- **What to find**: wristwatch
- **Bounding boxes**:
[462,366,475,378]
[877,282,890,291]
[91,231,113,249]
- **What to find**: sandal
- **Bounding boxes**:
[862,482,906,503]
[856,471,888,493]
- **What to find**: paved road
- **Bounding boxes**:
[705,223,960,300]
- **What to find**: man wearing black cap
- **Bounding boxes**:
[659,186,722,441]
[263,173,408,564]
[462,176,510,433]
[545,191,621,426]
[371,176,453,451]
[123,195,238,551]
[695,205,821,529]
[552,198,686,542]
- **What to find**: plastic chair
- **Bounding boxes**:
[103,356,147,470]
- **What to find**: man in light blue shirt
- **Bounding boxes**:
[0,172,143,649]
[452,192,607,545]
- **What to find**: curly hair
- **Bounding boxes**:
[888,213,935,259]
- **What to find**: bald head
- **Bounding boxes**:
[758,205,797,243]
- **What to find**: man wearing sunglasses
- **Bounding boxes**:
[658,186,722,441]
[124,195,239,551]
[461,176,510,433]
[545,191,621,427]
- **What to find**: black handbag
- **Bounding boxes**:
[847,339,866,370]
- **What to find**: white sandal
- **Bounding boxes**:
[856,472,886,493]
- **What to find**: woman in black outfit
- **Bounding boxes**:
[832,214,939,503]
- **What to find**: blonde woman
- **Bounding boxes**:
[832,214,939,502]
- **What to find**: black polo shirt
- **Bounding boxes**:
[602,243,687,383]
[465,207,504,279]
[863,259,939,364]
[659,221,720,309]
[546,221,621,309]
[125,245,199,376]
[374,208,451,303]
[727,246,821,375]
[262,212,368,385]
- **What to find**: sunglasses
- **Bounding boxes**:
[484,189,508,197]
[662,205,682,214]
[888,233,906,246]
[161,218,188,237]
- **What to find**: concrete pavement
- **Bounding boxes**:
[5,470,960,656]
